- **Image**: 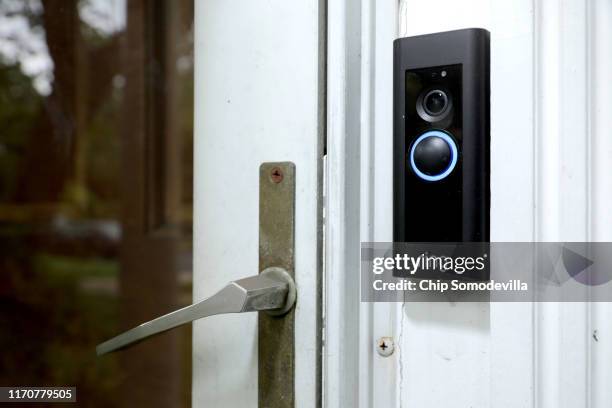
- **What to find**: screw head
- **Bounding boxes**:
[376,336,394,357]
[270,166,284,183]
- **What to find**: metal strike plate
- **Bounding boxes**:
[259,162,295,408]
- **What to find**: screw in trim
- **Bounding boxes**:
[376,336,395,357]
[270,167,284,183]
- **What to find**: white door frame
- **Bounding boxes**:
[324,0,612,407]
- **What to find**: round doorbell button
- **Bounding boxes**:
[409,130,458,181]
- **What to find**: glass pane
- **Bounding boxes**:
[0,1,194,406]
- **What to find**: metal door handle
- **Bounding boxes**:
[96,267,296,355]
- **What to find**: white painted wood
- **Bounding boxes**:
[357,1,376,407]
[324,0,361,405]
[368,2,402,406]
[489,1,537,407]
[534,2,591,408]
[589,2,612,243]
[589,2,612,408]
[325,0,400,406]
[192,1,323,406]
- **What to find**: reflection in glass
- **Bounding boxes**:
[0,1,194,406]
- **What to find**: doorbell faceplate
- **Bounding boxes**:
[393,28,490,245]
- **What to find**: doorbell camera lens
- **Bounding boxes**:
[423,90,448,116]
[416,88,453,122]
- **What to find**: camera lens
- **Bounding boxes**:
[423,90,448,116]
[416,88,453,123]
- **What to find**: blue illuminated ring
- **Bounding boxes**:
[409,130,458,182]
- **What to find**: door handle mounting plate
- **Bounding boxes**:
[259,162,296,408]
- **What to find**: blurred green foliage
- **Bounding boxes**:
[0,61,42,201]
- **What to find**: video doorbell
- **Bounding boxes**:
[393,28,490,244]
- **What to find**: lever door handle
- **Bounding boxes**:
[96,267,296,356]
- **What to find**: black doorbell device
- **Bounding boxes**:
[393,28,490,244]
